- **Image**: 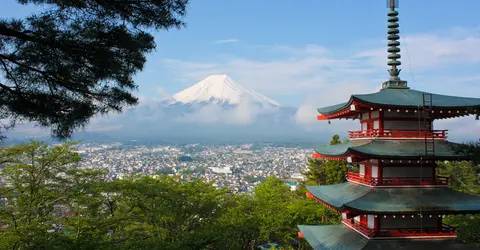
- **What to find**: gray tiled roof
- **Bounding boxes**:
[317,88,480,115]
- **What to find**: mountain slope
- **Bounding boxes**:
[170,74,282,107]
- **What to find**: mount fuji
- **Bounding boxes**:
[96,74,312,142]
[167,74,282,107]
[6,75,322,144]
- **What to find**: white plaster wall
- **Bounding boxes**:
[354,216,360,222]
[371,166,378,178]
[382,166,433,178]
[374,120,380,129]
[368,215,375,229]
[359,164,365,177]
[361,112,369,120]
[342,213,347,220]
[380,216,437,229]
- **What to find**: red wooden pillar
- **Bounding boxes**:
[379,110,384,136]
[360,215,368,226]
[374,215,380,235]
[377,162,383,184]
[364,164,372,179]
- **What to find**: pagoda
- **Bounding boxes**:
[297,1,480,249]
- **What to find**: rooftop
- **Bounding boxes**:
[314,139,470,160]
[317,88,480,120]
[307,182,480,214]
[298,224,479,250]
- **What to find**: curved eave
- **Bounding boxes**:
[344,187,480,215]
[298,225,479,250]
[307,182,480,215]
[316,90,480,120]
[306,183,371,211]
[312,152,348,160]
[314,140,471,160]
[347,148,469,161]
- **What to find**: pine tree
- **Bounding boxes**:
[0,0,189,139]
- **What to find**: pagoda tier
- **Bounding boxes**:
[306,182,480,215]
[304,182,480,240]
[313,140,467,187]
[313,140,468,160]
[316,88,480,121]
[297,225,478,250]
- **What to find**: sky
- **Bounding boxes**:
[1,0,480,139]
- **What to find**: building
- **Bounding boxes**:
[297,1,480,249]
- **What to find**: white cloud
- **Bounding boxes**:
[213,39,238,44]
[356,27,480,71]
[161,27,480,126]
[294,78,377,125]
[163,27,480,97]
[175,97,279,125]
[7,27,480,139]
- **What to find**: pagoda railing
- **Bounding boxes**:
[346,172,449,186]
[343,219,456,238]
[348,129,448,139]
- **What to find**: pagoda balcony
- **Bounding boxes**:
[342,219,456,239]
[346,172,449,186]
[348,129,448,140]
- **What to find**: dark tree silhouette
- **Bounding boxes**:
[0,0,188,139]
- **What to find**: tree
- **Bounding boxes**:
[253,177,293,245]
[0,141,107,249]
[0,0,189,139]
[330,134,341,145]
[0,141,229,249]
[301,135,348,186]
[0,141,344,249]
[216,194,260,249]
[437,159,480,246]
[302,159,347,186]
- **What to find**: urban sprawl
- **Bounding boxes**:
[75,143,309,193]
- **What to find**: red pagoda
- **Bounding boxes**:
[297,1,480,249]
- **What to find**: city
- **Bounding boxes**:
[75,142,310,193]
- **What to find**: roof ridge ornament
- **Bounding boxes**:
[382,0,409,89]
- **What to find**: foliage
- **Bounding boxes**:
[330,134,341,145]
[437,158,480,246]
[0,141,105,249]
[0,141,338,249]
[301,135,348,186]
[302,158,347,186]
[0,0,189,139]
[437,161,480,194]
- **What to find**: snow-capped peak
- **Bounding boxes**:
[170,74,282,106]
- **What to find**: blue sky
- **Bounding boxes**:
[2,0,479,107]
[1,0,480,139]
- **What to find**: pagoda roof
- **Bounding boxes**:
[298,224,479,250]
[314,139,469,160]
[307,182,480,214]
[317,88,480,116]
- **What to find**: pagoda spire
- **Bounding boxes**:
[382,0,408,89]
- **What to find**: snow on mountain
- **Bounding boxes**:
[170,74,282,107]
